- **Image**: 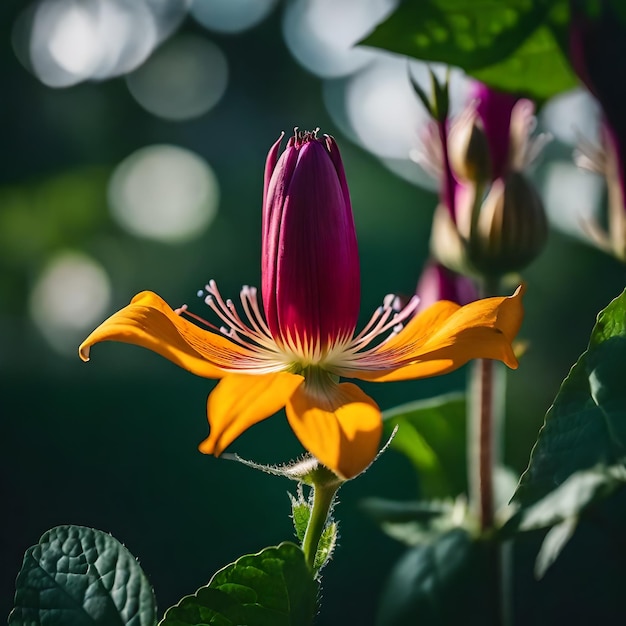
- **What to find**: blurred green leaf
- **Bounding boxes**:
[376,528,495,626]
[9,525,157,626]
[506,465,626,576]
[471,19,577,98]
[533,517,577,578]
[362,0,577,99]
[383,393,466,498]
[515,289,626,506]
[159,543,317,626]
[514,465,626,532]
[361,497,462,546]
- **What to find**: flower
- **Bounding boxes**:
[419,80,548,278]
[80,130,524,479]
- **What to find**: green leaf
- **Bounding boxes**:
[288,486,336,572]
[362,0,551,71]
[291,502,310,544]
[534,517,578,578]
[515,289,626,507]
[505,466,626,576]
[362,0,577,99]
[513,466,626,532]
[159,543,318,626]
[361,497,463,546]
[376,529,496,626]
[289,486,310,543]
[471,21,577,98]
[9,525,157,626]
[313,522,337,571]
[383,393,466,498]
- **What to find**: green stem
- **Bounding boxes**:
[301,482,339,572]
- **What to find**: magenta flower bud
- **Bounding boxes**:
[471,82,519,180]
[262,130,360,350]
[415,260,477,312]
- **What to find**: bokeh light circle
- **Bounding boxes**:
[324,60,469,185]
[541,88,601,147]
[108,145,219,243]
[14,0,188,87]
[190,0,278,34]
[29,251,112,354]
[126,34,228,121]
[282,0,398,78]
[541,161,603,240]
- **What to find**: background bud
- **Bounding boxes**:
[447,112,492,183]
[429,187,475,275]
[468,172,548,277]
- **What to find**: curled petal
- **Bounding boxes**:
[199,371,304,456]
[347,286,524,382]
[285,381,382,479]
[79,291,270,377]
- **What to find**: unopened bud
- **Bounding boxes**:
[448,111,492,183]
[429,183,477,275]
[468,172,547,276]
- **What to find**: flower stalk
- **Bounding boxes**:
[301,480,340,572]
[468,275,505,530]
[469,274,509,626]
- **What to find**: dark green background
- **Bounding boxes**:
[1,2,624,624]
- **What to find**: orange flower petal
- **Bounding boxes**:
[199,372,304,456]
[349,286,524,382]
[79,291,267,378]
[285,381,382,479]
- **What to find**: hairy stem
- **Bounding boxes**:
[301,482,338,572]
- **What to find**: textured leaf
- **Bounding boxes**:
[9,525,157,626]
[362,0,577,99]
[471,21,577,98]
[383,393,466,498]
[376,529,495,626]
[515,290,626,507]
[159,543,317,626]
[362,0,551,71]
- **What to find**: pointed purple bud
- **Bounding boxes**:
[470,82,519,180]
[262,130,360,350]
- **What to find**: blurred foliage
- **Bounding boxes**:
[382,393,467,498]
[362,0,577,98]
